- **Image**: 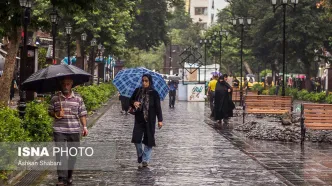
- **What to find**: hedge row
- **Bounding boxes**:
[0,83,116,180]
[251,84,332,104]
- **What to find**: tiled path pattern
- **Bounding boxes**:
[38,101,286,186]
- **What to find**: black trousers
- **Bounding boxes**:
[120,96,130,112]
[209,91,215,116]
[53,132,80,182]
[169,90,176,106]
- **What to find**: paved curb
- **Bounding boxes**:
[9,96,117,186]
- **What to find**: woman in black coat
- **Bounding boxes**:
[214,75,235,124]
[130,74,163,167]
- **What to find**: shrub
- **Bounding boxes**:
[75,83,116,112]
[297,90,309,100]
[286,88,298,99]
[308,92,326,103]
[262,90,269,95]
[0,107,29,142]
[0,108,30,180]
[23,102,53,142]
[326,94,332,104]
[251,83,264,92]
[268,86,277,95]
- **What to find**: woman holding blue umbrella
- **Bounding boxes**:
[130,74,163,167]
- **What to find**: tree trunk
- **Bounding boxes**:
[76,39,81,57]
[0,28,21,106]
[75,39,83,69]
[89,49,95,85]
[243,60,253,74]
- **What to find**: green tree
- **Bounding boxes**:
[0,0,96,106]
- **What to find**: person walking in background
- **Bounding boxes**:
[233,77,239,88]
[10,76,18,106]
[214,75,235,124]
[287,76,293,88]
[130,74,163,167]
[244,78,249,94]
[206,74,218,118]
[275,78,280,95]
[168,80,177,108]
[119,93,130,115]
[48,76,88,186]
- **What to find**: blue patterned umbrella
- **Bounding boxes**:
[113,67,169,100]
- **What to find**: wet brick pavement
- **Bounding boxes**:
[38,100,286,186]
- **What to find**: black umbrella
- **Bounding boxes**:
[22,64,91,93]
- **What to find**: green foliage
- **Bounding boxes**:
[38,47,48,69]
[286,88,298,100]
[260,69,272,78]
[75,83,116,112]
[297,90,309,100]
[0,108,29,142]
[0,106,28,180]
[24,102,53,142]
[268,86,277,95]
[262,89,269,95]
[265,86,330,103]
[251,83,264,92]
[126,0,168,50]
[308,92,326,103]
[326,94,332,104]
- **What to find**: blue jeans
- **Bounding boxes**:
[135,143,152,163]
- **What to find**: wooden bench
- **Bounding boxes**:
[244,91,258,97]
[300,103,332,143]
[232,88,258,103]
[243,95,293,123]
[232,88,241,102]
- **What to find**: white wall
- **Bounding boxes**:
[190,0,209,28]
[207,0,228,27]
[190,0,228,28]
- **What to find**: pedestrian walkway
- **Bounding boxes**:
[38,101,285,186]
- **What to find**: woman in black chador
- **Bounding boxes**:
[214,75,235,124]
[130,74,163,167]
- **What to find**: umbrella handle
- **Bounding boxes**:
[54,91,64,119]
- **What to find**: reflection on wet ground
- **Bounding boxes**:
[207,108,332,186]
[38,101,286,186]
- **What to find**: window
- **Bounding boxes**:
[195,7,208,15]
[212,0,214,9]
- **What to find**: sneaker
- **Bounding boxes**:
[142,162,148,167]
[120,110,124,114]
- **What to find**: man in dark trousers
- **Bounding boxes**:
[48,76,88,186]
[168,80,177,108]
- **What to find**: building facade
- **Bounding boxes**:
[187,0,228,29]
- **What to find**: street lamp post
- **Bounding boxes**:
[97,44,103,85]
[65,23,72,65]
[271,0,298,96]
[213,29,229,73]
[18,0,32,118]
[200,38,212,82]
[232,17,252,106]
[81,32,87,71]
[90,38,97,85]
[50,8,58,64]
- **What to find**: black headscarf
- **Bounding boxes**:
[142,74,153,89]
[140,74,153,122]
